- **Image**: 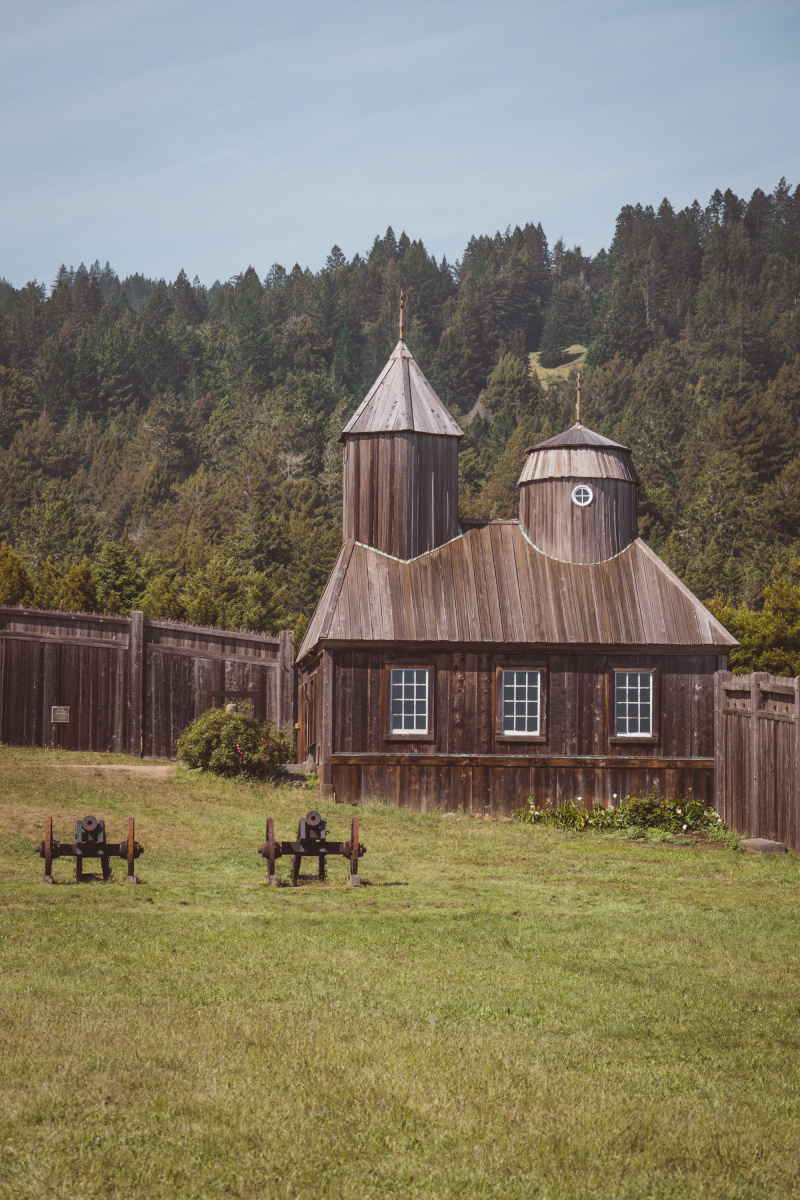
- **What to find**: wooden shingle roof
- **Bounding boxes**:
[519,422,640,485]
[339,341,464,441]
[530,423,630,451]
[297,522,736,659]
[518,446,640,484]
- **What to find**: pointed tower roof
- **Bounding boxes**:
[527,423,630,452]
[339,341,464,442]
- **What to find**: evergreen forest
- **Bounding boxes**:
[1,179,800,671]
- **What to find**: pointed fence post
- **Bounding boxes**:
[713,669,724,822]
[794,676,800,852]
[277,630,294,732]
[128,611,144,757]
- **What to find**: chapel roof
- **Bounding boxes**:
[297,522,735,660]
[339,340,464,441]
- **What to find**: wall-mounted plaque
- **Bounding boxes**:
[51,706,70,723]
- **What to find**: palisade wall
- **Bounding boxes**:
[0,607,294,759]
[715,670,800,850]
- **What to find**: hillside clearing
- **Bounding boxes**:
[1,747,799,1199]
[529,343,587,382]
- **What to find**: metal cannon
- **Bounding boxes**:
[259,810,366,887]
[38,815,143,883]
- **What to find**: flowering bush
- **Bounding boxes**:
[513,790,726,835]
[176,709,294,779]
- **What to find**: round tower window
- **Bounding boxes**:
[571,484,593,507]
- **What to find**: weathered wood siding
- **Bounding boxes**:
[343,432,459,559]
[299,646,718,814]
[519,445,639,484]
[0,608,294,759]
[0,610,131,752]
[715,671,800,850]
[519,478,638,563]
[144,624,294,759]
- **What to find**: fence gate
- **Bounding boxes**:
[715,671,800,850]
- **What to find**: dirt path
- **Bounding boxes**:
[55,764,175,780]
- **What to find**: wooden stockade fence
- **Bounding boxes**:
[0,607,294,760]
[715,671,800,851]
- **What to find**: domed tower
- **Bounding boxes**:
[340,308,463,559]
[517,391,640,564]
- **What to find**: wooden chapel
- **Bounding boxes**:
[296,328,736,815]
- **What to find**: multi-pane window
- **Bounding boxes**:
[614,671,653,736]
[501,669,541,735]
[390,668,429,734]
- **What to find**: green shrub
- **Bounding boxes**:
[513,790,726,836]
[176,709,294,779]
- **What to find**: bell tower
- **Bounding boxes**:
[517,379,640,563]
[340,299,463,559]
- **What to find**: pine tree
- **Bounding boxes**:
[140,575,185,620]
[94,542,145,612]
[0,366,38,447]
[0,542,32,605]
[59,557,99,611]
[31,558,64,609]
[538,306,570,368]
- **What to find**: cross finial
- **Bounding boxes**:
[576,373,582,425]
[399,290,404,343]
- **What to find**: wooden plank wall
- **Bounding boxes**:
[715,671,800,850]
[144,623,294,759]
[0,609,131,753]
[0,607,294,760]
[519,478,638,563]
[329,759,714,816]
[300,646,718,814]
[343,432,458,558]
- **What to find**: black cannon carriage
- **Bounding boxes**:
[38,815,143,883]
[259,810,365,887]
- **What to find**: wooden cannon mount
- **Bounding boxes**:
[38,815,143,883]
[259,810,366,887]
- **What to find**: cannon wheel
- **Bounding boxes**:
[43,817,53,883]
[126,817,137,884]
[349,817,361,885]
[266,817,277,885]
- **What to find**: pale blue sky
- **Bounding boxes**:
[2,0,798,288]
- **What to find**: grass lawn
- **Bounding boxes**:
[1,747,799,1199]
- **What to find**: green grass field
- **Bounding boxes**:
[1,747,799,1200]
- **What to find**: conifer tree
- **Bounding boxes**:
[0,542,32,605]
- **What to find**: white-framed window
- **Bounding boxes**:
[571,483,593,507]
[614,671,653,736]
[390,667,429,733]
[501,669,541,735]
